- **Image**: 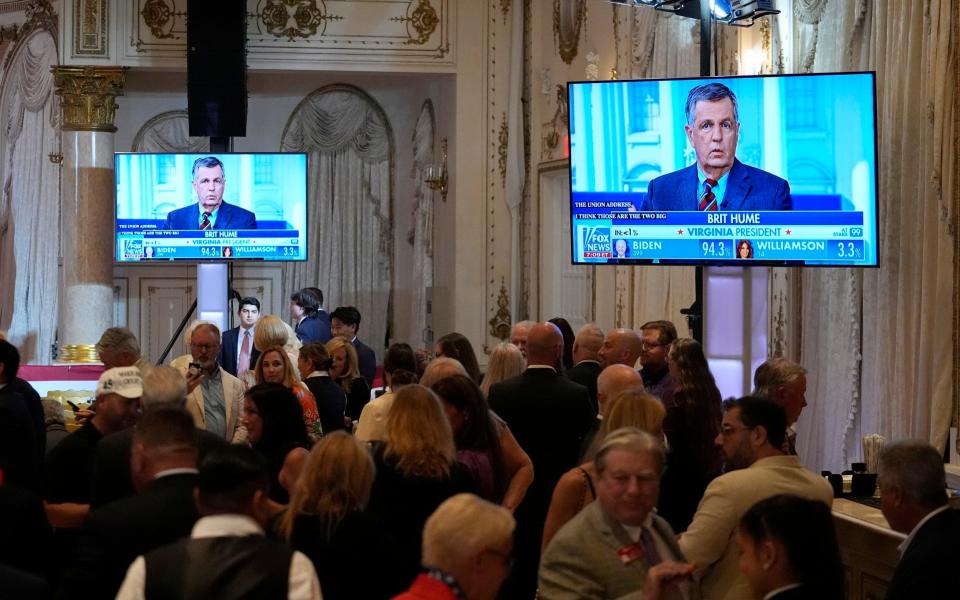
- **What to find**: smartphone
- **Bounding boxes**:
[188,362,204,377]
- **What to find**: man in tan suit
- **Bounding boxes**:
[678,396,832,600]
[539,429,696,600]
[180,323,246,443]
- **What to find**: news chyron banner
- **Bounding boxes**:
[573,206,868,263]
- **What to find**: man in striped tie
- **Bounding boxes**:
[639,82,792,212]
[163,156,258,230]
[218,297,262,379]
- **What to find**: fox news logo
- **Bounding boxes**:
[582,227,611,253]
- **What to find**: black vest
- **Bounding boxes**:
[144,535,292,600]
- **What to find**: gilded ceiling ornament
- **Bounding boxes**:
[488,279,512,341]
[75,0,109,56]
[260,0,341,41]
[392,0,439,46]
[52,66,127,132]
[553,0,587,65]
[141,0,177,39]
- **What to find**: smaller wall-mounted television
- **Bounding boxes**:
[568,72,879,267]
[115,152,308,262]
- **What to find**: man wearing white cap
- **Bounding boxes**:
[45,367,143,530]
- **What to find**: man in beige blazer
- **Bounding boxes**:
[180,323,246,443]
[678,396,833,600]
[539,429,696,600]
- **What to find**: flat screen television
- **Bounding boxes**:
[115,152,308,262]
[568,72,879,266]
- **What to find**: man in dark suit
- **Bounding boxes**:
[63,406,202,600]
[218,296,262,378]
[91,365,228,508]
[116,445,321,599]
[162,156,257,230]
[879,440,960,600]
[291,288,332,343]
[565,323,604,414]
[488,322,595,600]
[638,82,791,212]
[0,340,41,492]
[639,320,677,402]
[331,305,377,385]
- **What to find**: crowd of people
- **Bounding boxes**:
[0,298,957,599]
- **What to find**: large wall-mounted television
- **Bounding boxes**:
[115,152,308,262]
[568,72,879,266]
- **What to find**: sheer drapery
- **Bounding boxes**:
[621,9,700,330]
[0,31,59,363]
[409,100,435,349]
[281,87,393,360]
[794,1,956,470]
[132,110,209,153]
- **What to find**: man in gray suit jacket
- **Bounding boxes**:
[539,429,696,600]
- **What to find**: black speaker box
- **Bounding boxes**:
[187,0,248,138]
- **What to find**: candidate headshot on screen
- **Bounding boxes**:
[639,82,792,212]
[613,238,630,258]
[162,156,258,230]
[737,239,754,259]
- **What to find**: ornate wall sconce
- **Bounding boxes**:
[424,137,448,201]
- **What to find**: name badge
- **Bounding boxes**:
[617,543,645,565]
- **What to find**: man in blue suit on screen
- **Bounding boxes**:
[163,156,258,230]
[639,82,792,212]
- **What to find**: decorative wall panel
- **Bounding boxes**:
[72,0,109,57]
[120,0,452,68]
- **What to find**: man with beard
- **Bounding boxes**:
[639,320,678,401]
[677,396,832,600]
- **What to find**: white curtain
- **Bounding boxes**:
[0,31,59,363]
[132,110,209,153]
[621,8,700,330]
[410,101,435,349]
[794,0,956,471]
[281,86,393,360]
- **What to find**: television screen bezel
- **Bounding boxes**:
[566,71,880,268]
[113,151,310,264]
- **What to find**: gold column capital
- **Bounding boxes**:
[52,65,128,132]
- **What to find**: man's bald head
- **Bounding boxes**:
[598,328,643,369]
[572,323,604,365]
[525,322,564,369]
[596,364,644,416]
[420,357,468,388]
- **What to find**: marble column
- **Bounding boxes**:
[52,66,127,362]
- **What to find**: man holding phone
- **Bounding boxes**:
[181,323,246,443]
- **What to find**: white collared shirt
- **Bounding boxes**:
[897,504,951,555]
[619,513,678,564]
[115,514,322,600]
[527,364,558,372]
[235,325,255,367]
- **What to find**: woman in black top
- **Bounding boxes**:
[242,383,310,504]
[364,385,474,584]
[280,432,407,600]
[325,337,371,422]
[297,343,347,435]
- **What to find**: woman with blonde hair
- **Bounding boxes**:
[281,432,407,599]
[541,389,666,551]
[325,336,370,422]
[480,342,526,397]
[254,314,302,364]
[254,345,321,441]
[365,385,474,585]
